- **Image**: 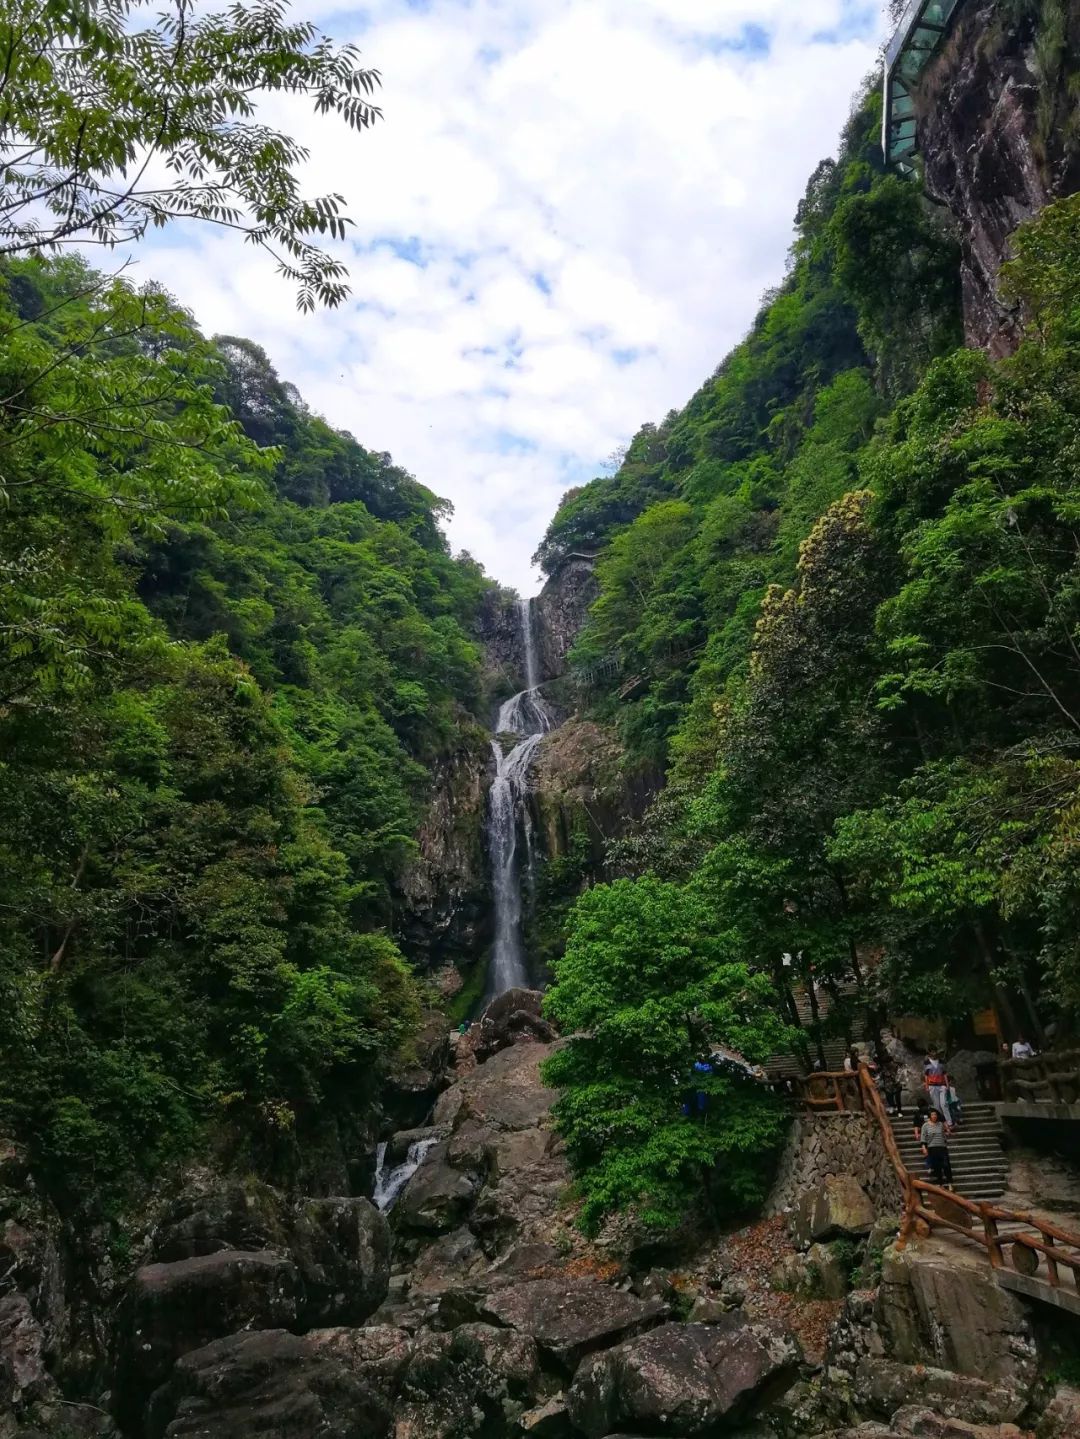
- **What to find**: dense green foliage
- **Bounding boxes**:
[542,78,1080,1231]
[0,256,491,1208]
[543,879,790,1233]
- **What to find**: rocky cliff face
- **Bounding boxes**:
[918,1,1080,355]
[476,586,527,697]
[395,733,492,973]
[535,557,598,682]
[530,718,656,867]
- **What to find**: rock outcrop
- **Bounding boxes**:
[874,1245,1036,1387]
[790,1174,876,1249]
[918,0,1080,355]
[821,1260,1037,1432]
[396,735,492,973]
[567,1317,801,1437]
[535,557,598,682]
[146,1321,551,1439]
[478,1280,666,1366]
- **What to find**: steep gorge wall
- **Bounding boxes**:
[535,556,598,682]
[395,732,493,973]
[918,0,1080,354]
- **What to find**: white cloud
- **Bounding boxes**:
[123,0,888,590]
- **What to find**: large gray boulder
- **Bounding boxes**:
[149,1179,390,1328]
[874,1248,1037,1387]
[478,1279,666,1365]
[790,1175,875,1249]
[144,1328,392,1439]
[851,1359,1028,1426]
[394,1143,480,1235]
[471,989,555,1060]
[147,1321,546,1439]
[290,1196,390,1326]
[457,1041,559,1134]
[114,1251,301,1429]
[567,1318,801,1437]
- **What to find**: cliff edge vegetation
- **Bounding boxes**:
[539,38,1080,1233]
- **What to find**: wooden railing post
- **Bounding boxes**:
[797,1063,1080,1298]
[981,1203,1003,1269]
[1045,1234,1060,1288]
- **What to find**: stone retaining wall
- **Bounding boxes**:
[766,1113,902,1218]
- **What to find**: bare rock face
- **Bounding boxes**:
[146,1323,545,1439]
[1037,1386,1080,1439]
[144,1328,393,1439]
[0,1292,115,1437]
[394,1143,481,1236]
[535,557,599,682]
[477,1279,667,1366]
[470,988,555,1060]
[114,1251,302,1429]
[149,1181,391,1329]
[382,1009,454,1131]
[395,737,492,972]
[566,1317,801,1437]
[917,1,1080,355]
[790,1175,875,1249]
[851,1360,1028,1429]
[830,1415,1027,1439]
[455,1038,560,1136]
[874,1247,1036,1388]
[290,1197,392,1327]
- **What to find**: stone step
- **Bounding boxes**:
[897,1133,1003,1144]
[895,1132,1002,1146]
[904,1154,1008,1168]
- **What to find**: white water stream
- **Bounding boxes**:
[486,597,553,996]
[372,1136,440,1211]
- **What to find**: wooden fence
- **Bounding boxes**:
[795,1066,1080,1306]
[1000,1049,1080,1105]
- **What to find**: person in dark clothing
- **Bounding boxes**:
[875,1049,902,1114]
[692,1059,713,1119]
[911,1093,933,1172]
[920,1108,953,1188]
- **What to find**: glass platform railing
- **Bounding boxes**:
[882,0,966,169]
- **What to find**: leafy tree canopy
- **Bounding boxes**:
[0,0,381,308]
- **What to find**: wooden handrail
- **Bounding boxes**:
[999,1049,1080,1104]
[794,1062,1080,1297]
[843,1065,1080,1296]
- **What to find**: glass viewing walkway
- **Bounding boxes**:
[883,0,966,169]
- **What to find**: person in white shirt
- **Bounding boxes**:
[1011,1037,1036,1061]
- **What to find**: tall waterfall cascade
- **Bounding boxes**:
[486,597,555,996]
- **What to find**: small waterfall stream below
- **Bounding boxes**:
[372,1136,441,1211]
[486,597,554,996]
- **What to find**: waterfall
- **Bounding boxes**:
[372,1136,440,1211]
[520,594,540,691]
[486,597,553,996]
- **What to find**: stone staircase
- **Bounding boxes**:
[765,979,866,1080]
[888,1102,1008,1202]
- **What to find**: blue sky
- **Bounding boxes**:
[130,0,887,591]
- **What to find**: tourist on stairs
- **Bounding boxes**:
[925,1065,954,1131]
[920,1108,953,1189]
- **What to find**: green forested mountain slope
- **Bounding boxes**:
[0,257,492,1209]
[540,86,1080,1230]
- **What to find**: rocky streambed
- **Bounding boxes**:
[3,991,1080,1438]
